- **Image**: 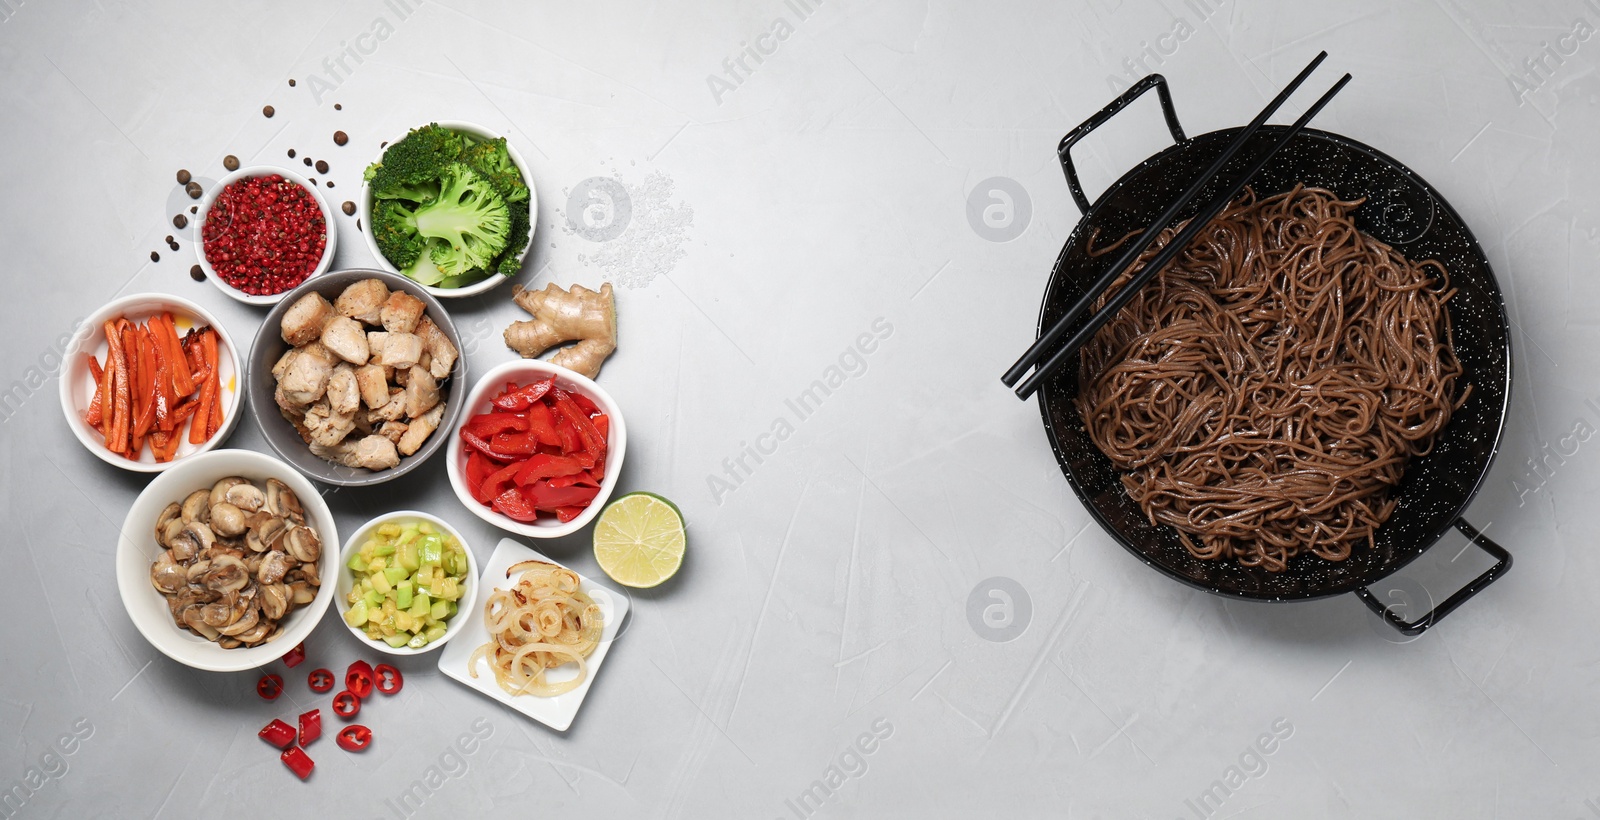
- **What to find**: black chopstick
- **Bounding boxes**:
[1002,51,1330,390]
[1013,72,1352,401]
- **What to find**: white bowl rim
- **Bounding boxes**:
[57,292,244,473]
[445,359,627,539]
[194,165,339,306]
[114,449,339,672]
[334,509,480,656]
[357,119,537,299]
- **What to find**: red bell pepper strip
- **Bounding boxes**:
[491,378,553,411]
[570,390,601,418]
[332,690,361,719]
[345,660,375,699]
[463,412,529,437]
[592,413,609,441]
[336,725,373,752]
[465,451,496,503]
[552,390,606,460]
[513,453,588,486]
[523,401,562,447]
[524,480,601,511]
[280,746,315,780]
[374,664,403,695]
[298,709,322,747]
[491,488,540,522]
[460,428,514,462]
[283,642,307,668]
[257,673,284,700]
[554,506,587,523]
[258,718,296,749]
[308,668,334,693]
[479,462,522,506]
[489,429,545,456]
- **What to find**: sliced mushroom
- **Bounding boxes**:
[218,604,260,637]
[201,598,235,628]
[155,503,182,547]
[210,502,247,537]
[257,551,294,586]
[298,560,321,587]
[284,526,322,563]
[151,551,187,594]
[217,637,242,649]
[184,559,212,584]
[259,583,291,621]
[289,580,316,605]
[224,482,266,513]
[263,624,287,644]
[181,489,211,524]
[244,551,265,577]
[182,606,221,641]
[168,520,215,562]
[265,479,304,523]
[234,618,273,645]
[209,477,247,509]
[201,554,250,594]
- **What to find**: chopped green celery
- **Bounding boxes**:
[346,552,367,571]
[343,600,368,627]
[430,599,450,620]
[419,535,442,565]
[383,566,408,584]
[399,541,420,571]
[407,633,428,649]
[410,592,431,619]
[363,589,383,609]
[397,579,414,609]
[384,633,412,648]
[447,600,458,617]
[370,571,392,595]
[424,623,447,642]
[373,543,397,557]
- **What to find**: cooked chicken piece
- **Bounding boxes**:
[419,352,432,374]
[394,367,409,387]
[378,420,409,444]
[355,364,390,409]
[368,331,423,369]
[320,317,371,365]
[279,405,310,442]
[369,388,407,422]
[403,366,440,418]
[326,364,360,415]
[414,316,459,380]
[278,345,335,405]
[274,383,307,415]
[311,434,400,471]
[281,292,335,346]
[334,279,389,324]
[271,348,298,381]
[352,410,375,436]
[381,291,426,334]
[398,401,445,456]
[303,399,356,447]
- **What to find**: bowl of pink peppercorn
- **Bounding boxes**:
[196,166,338,306]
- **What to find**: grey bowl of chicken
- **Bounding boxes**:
[247,269,466,487]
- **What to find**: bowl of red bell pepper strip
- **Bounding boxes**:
[445,359,626,538]
[58,292,242,471]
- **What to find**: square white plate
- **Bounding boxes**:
[437,537,629,731]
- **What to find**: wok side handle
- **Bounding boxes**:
[1356,519,1512,636]
[1057,74,1186,214]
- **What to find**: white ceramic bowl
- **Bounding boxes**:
[358,120,537,299]
[115,449,339,672]
[194,165,338,306]
[59,293,243,472]
[335,510,480,656]
[446,359,627,539]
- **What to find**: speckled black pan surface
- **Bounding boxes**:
[1037,126,1512,601]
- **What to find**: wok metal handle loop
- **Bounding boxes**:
[1057,74,1187,214]
[1356,519,1512,636]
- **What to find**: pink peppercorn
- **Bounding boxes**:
[202,174,327,296]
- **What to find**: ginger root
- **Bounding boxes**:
[504,282,617,379]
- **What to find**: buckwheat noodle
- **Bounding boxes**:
[1077,185,1468,572]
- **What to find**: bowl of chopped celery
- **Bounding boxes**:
[336,511,478,655]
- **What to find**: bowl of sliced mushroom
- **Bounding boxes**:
[116,449,339,672]
[247,268,466,486]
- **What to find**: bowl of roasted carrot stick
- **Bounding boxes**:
[59,293,242,471]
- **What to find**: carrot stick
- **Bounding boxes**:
[204,330,221,438]
[162,314,195,396]
[105,320,130,455]
[86,355,105,427]
[96,348,114,437]
[148,325,172,432]
[134,328,158,439]
[190,331,216,445]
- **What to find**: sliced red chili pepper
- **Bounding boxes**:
[336,724,373,752]
[374,664,403,695]
[332,690,361,719]
[298,709,322,746]
[307,668,334,693]
[491,378,554,411]
[282,642,307,668]
[258,718,296,749]
[257,673,284,701]
[345,660,375,699]
[281,746,315,780]
[491,487,541,522]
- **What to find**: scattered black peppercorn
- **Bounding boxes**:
[334,103,342,110]
[173,214,188,229]
[288,79,296,87]
[263,105,275,118]
[190,265,205,281]
[303,157,313,167]
[190,205,198,214]
[186,181,203,199]
[176,169,191,185]
[150,251,160,262]
[315,160,329,174]
[326,181,335,188]
[333,131,348,146]
[341,201,356,216]
[223,155,239,171]
[165,235,174,243]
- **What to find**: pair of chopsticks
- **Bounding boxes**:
[1002,52,1351,400]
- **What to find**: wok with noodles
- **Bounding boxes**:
[469,559,603,697]
[1035,77,1512,632]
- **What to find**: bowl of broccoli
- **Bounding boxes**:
[359,121,536,298]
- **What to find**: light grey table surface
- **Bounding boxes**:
[2,0,1597,817]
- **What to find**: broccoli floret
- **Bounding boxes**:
[491,198,530,276]
[459,137,529,204]
[365,123,467,197]
[371,200,426,268]
[374,178,441,205]
[401,238,450,286]
[410,163,510,276]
